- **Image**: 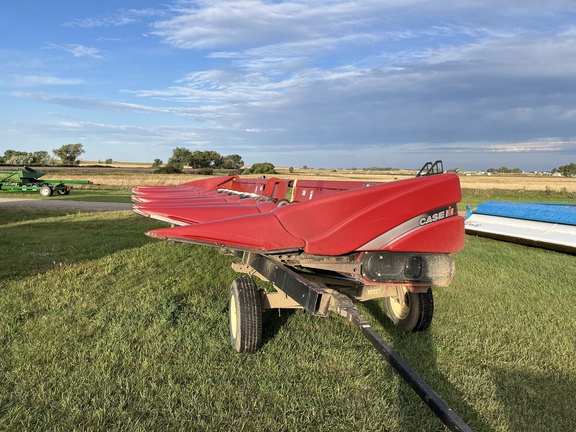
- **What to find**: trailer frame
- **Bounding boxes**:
[228,249,471,432]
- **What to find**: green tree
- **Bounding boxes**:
[7,152,33,165]
[32,151,52,165]
[553,162,576,177]
[189,150,223,169]
[3,150,30,165]
[53,143,85,165]
[168,147,193,166]
[222,154,244,170]
[167,148,243,170]
[152,158,163,167]
[249,162,276,174]
[155,163,183,174]
[487,167,523,174]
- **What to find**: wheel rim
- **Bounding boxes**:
[389,287,410,319]
[229,296,238,340]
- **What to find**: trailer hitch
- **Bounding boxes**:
[326,290,472,432]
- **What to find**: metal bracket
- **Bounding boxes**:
[234,251,329,316]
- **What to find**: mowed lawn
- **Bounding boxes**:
[1,189,575,431]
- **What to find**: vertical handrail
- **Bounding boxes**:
[416,160,444,177]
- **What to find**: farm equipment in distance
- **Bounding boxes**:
[0,166,92,196]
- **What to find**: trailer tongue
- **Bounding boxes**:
[133,161,471,430]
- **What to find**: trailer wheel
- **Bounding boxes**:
[385,287,434,332]
[39,185,53,197]
[229,277,262,353]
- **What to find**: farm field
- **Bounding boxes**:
[5,165,576,192]
[1,170,575,431]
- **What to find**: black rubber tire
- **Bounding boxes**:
[229,277,262,353]
[385,287,434,332]
[39,185,53,197]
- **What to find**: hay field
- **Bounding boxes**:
[42,166,576,193]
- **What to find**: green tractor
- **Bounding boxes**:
[0,166,92,196]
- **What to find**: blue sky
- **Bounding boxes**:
[1,1,576,171]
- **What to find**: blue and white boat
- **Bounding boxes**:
[464,201,576,253]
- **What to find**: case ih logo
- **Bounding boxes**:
[419,205,456,226]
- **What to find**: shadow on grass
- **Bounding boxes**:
[0,209,167,281]
[489,365,576,431]
[261,308,296,349]
[362,300,494,432]
[0,207,73,226]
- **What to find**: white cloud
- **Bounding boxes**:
[45,43,105,59]
[63,8,162,28]
[152,0,386,49]
[1,76,82,87]
[10,92,166,113]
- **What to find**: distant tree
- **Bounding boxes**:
[289,167,294,173]
[205,151,223,168]
[487,166,522,174]
[3,149,24,160]
[31,151,52,165]
[7,153,34,165]
[249,162,276,174]
[53,143,85,165]
[552,162,576,177]
[155,163,183,174]
[3,150,29,164]
[189,150,223,169]
[221,154,244,170]
[168,147,193,166]
[2,150,55,166]
[167,147,244,170]
[152,158,163,167]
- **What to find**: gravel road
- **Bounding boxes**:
[0,197,133,212]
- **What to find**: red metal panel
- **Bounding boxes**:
[384,216,465,253]
[136,192,230,203]
[275,174,462,255]
[148,212,305,252]
[132,175,237,195]
[141,174,463,256]
[137,201,277,225]
[292,179,379,201]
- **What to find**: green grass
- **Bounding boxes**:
[0,189,131,203]
[1,191,575,431]
[461,187,576,208]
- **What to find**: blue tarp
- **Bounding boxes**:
[473,201,576,226]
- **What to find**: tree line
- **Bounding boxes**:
[10,143,574,177]
[0,143,278,175]
[1,144,85,165]
[552,163,576,177]
[159,147,276,175]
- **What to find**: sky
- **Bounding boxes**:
[1,1,576,171]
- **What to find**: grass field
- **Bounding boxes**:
[1,179,575,431]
